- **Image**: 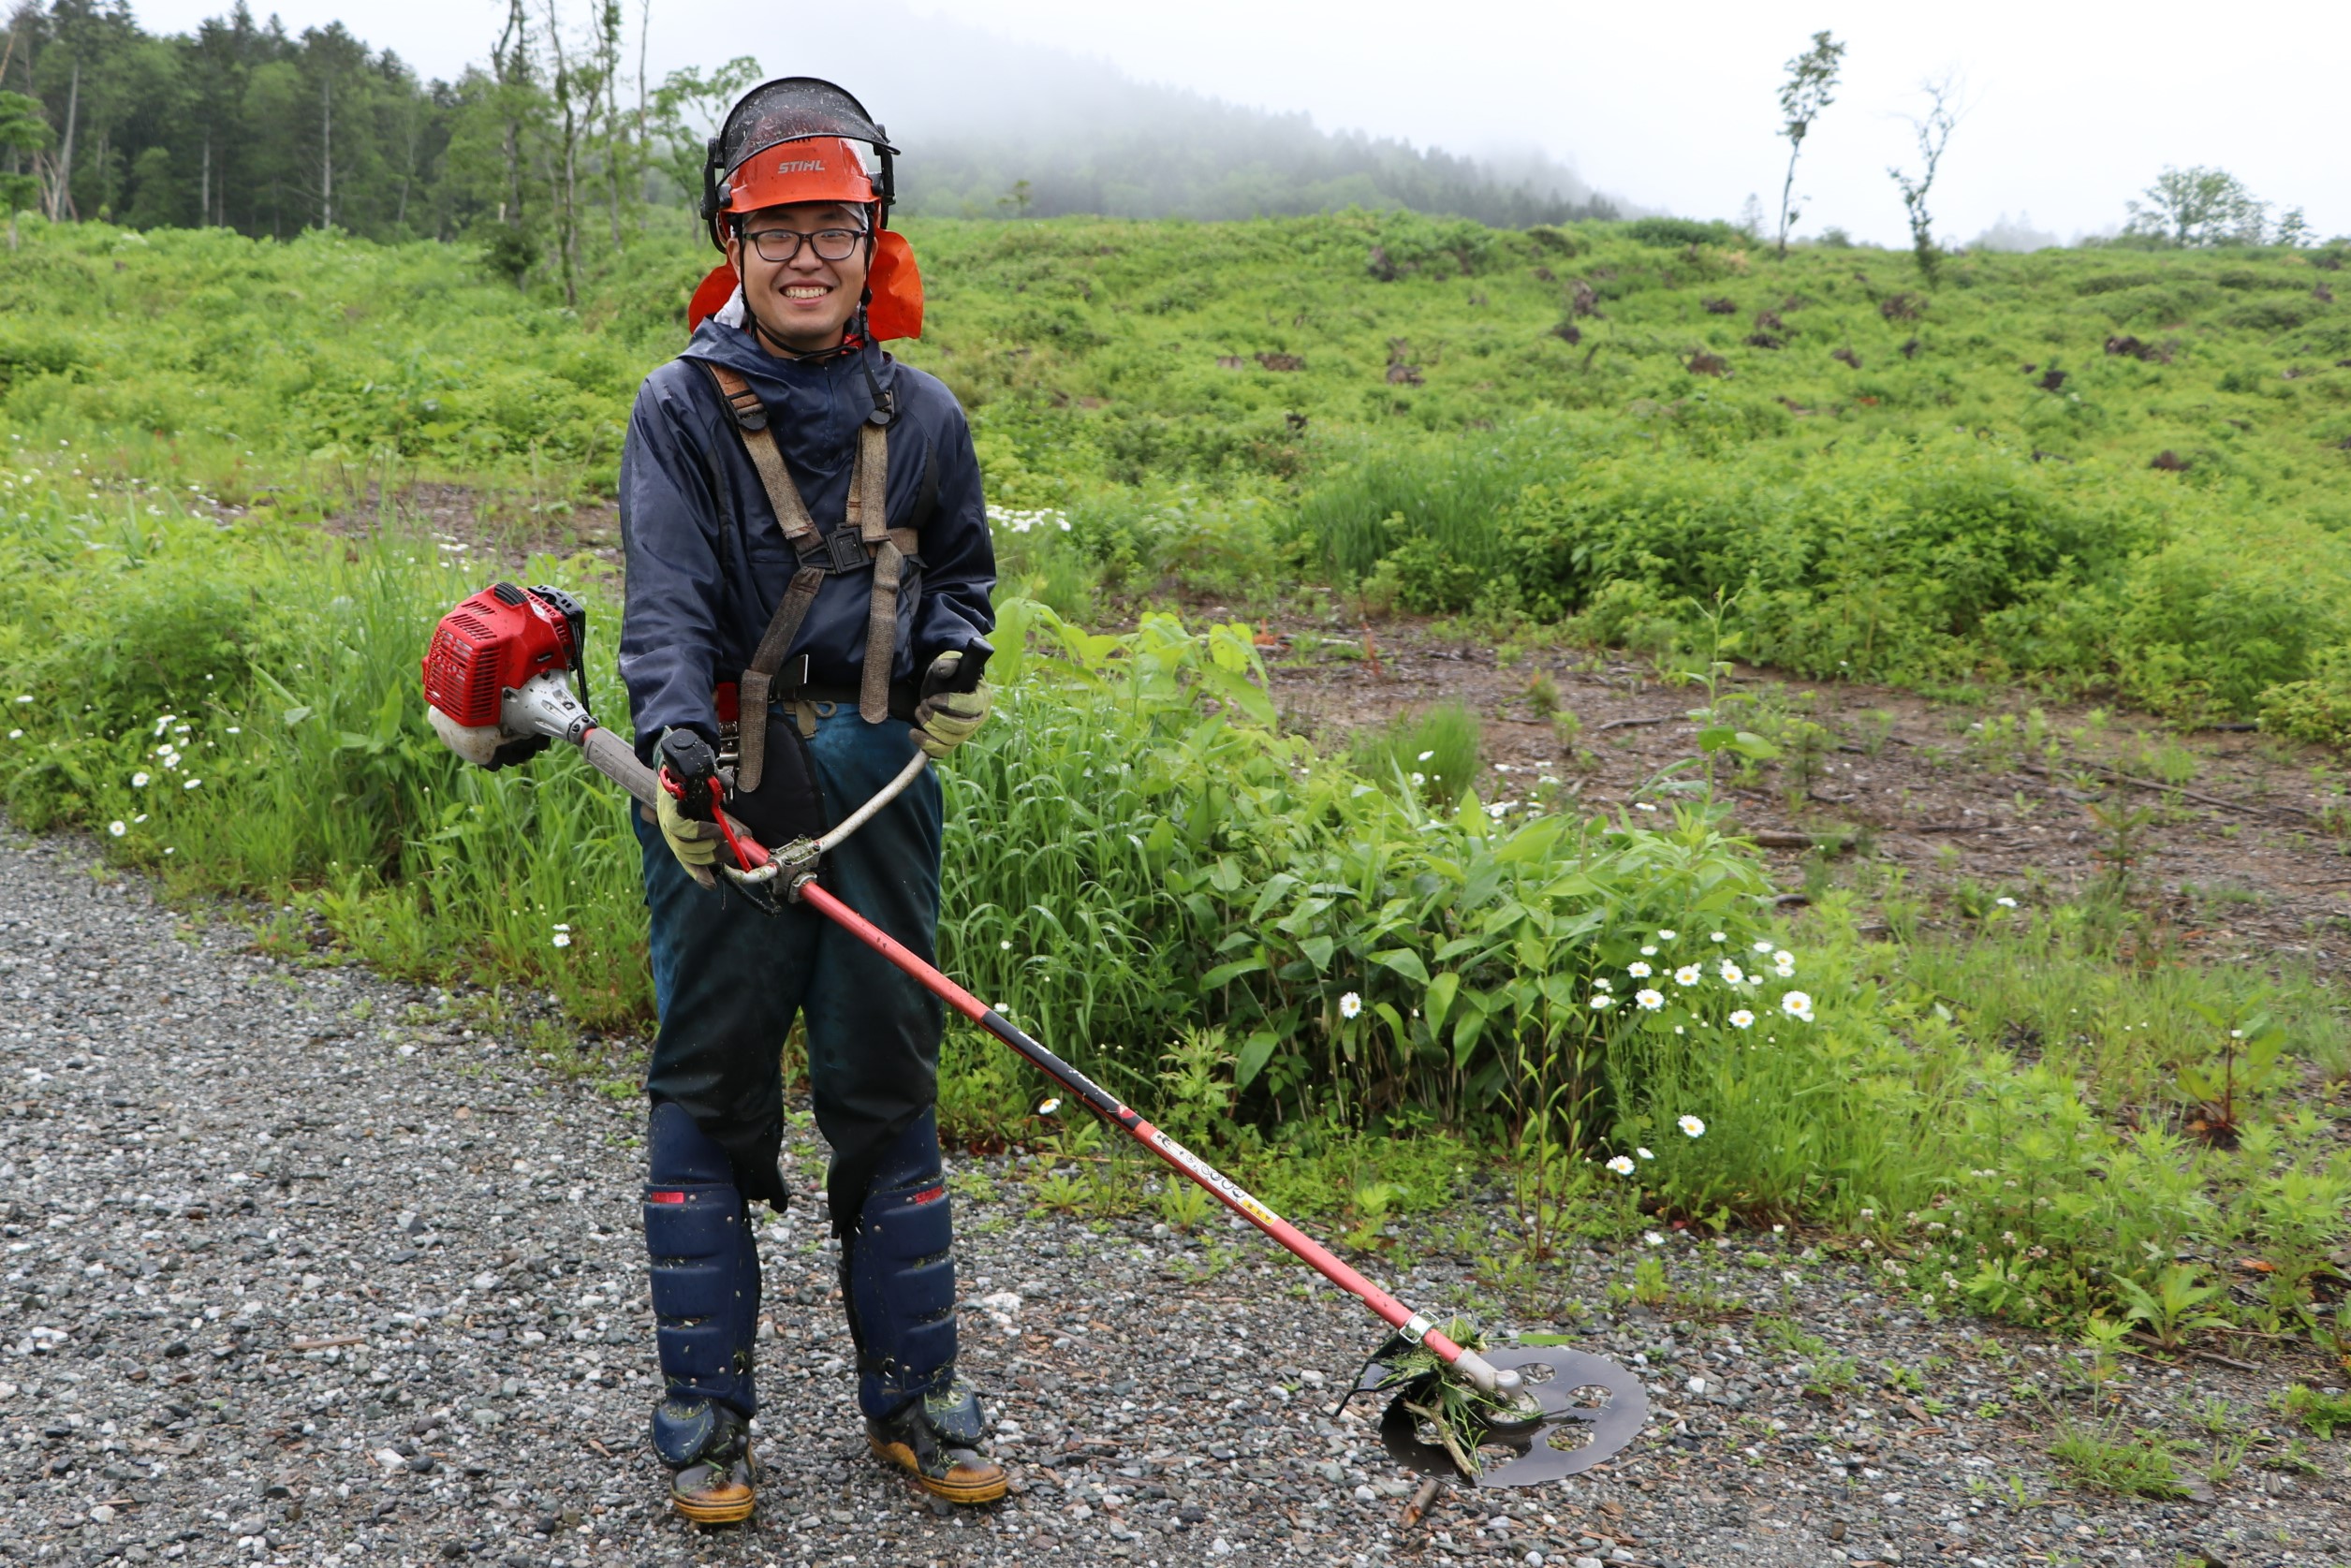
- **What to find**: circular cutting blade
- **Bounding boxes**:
[1379,1345,1649,1487]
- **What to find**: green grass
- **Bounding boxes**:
[6,212,2351,1358]
[1346,699,1483,807]
[2048,1412,2194,1500]
[8,213,2350,722]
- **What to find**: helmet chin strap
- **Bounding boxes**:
[742,299,857,363]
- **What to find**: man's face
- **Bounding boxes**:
[726,201,872,353]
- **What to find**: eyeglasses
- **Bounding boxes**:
[741,227,867,264]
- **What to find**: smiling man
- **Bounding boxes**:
[614,78,1001,1524]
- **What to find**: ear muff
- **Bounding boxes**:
[682,229,921,343]
[686,263,739,334]
[863,230,923,343]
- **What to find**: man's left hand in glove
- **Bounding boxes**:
[913,650,992,759]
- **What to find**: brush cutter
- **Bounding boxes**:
[420,581,1648,1487]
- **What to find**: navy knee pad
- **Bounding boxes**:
[845,1107,959,1419]
[644,1099,759,1419]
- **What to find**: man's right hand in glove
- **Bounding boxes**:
[656,784,724,889]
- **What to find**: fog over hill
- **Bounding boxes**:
[860,22,1631,226]
[2,0,1631,240]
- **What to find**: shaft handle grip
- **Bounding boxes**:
[580,725,662,811]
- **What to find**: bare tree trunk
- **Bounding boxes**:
[319,76,333,229]
[495,0,528,240]
[44,58,77,222]
[634,0,649,154]
[394,113,417,230]
[542,0,580,307]
[1775,138,1800,261]
[199,126,209,227]
[599,3,622,252]
[599,1,624,253]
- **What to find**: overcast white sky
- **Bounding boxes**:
[136,0,2349,243]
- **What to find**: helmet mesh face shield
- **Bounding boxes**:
[704,77,898,248]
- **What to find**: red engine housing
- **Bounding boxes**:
[421,582,580,727]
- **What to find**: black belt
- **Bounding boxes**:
[776,672,921,725]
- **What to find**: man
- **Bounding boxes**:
[615,76,1002,1523]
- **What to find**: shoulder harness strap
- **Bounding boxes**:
[698,362,917,778]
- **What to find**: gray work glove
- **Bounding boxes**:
[913,650,992,760]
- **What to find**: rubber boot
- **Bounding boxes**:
[644,1098,761,1523]
[845,1108,1006,1503]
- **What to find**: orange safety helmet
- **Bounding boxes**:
[691,76,922,343]
[699,77,895,249]
[713,136,875,218]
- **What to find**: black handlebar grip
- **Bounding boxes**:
[944,643,991,695]
[656,729,722,821]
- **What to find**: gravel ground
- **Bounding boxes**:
[4,831,2348,1568]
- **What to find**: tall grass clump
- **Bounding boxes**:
[1346,700,1483,806]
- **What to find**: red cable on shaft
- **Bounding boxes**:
[793,878,1470,1371]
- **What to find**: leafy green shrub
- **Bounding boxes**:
[2223,297,2324,332]
[2255,648,2351,746]
[1619,217,1741,248]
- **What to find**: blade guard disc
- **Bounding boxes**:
[1378,1344,1648,1487]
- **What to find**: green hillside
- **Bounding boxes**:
[7,214,2351,1352]
[4,212,2348,719]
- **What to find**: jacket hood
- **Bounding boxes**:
[680,312,898,476]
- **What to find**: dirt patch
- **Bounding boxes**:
[366,482,2351,968]
[1254,616,2351,968]
[229,479,627,573]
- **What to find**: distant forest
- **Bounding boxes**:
[0,0,1621,277]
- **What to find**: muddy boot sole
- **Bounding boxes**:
[866,1430,1008,1504]
[669,1487,757,1526]
[668,1441,757,1525]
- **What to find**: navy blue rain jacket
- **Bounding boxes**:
[617,319,994,755]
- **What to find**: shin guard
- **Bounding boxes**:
[845,1107,959,1420]
[644,1098,759,1457]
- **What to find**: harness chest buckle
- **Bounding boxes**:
[819,527,869,574]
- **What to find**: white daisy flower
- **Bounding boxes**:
[1590,993,1616,1010]
[108,821,126,837]
[1037,1098,1061,1116]
[1606,1155,1635,1176]
[1635,989,1665,1011]
[1781,991,1815,1021]
[1644,1231,1667,1246]
[1627,961,1653,978]
[1995,897,2018,909]
[1339,991,1362,1019]
[1674,965,1701,987]
[1710,931,1727,943]
[1717,961,1744,984]
[1728,1009,1756,1030]
[1636,1147,1654,1160]
[1678,1115,1706,1137]
[1753,940,1775,955]
[1657,930,1678,941]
